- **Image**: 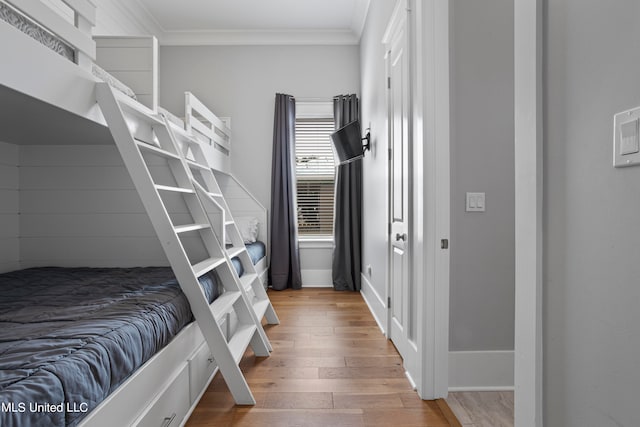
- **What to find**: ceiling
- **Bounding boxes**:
[134,0,371,45]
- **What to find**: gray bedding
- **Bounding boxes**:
[0,267,219,427]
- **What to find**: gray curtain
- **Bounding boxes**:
[332,95,362,292]
[269,94,302,290]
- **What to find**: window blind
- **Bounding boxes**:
[295,118,336,236]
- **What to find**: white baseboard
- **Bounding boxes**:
[448,350,514,391]
[360,273,387,334]
[301,269,332,287]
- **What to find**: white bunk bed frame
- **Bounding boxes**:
[183,92,270,287]
[0,1,275,425]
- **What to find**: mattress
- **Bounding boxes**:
[0,267,219,427]
[230,241,266,277]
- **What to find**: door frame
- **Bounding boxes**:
[379,0,542,413]
[413,0,450,399]
[383,0,451,399]
[514,0,543,425]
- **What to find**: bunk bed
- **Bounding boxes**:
[0,1,275,425]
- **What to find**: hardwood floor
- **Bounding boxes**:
[446,391,514,427]
[186,288,460,427]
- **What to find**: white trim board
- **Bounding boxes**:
[514,0,543,425]
[360,273,387,334]
[301,269,332,287]
[448,351,515,392]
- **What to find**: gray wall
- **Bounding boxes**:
[0,142,19,273]
[449,0,515,351]
[159,45,360,285]
[544,1,640,425]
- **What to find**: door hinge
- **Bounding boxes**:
[388,223,392,234]
[387,297,391,308]
[387,76,391,89]
[388,148,392,161]
[441,239,449,249]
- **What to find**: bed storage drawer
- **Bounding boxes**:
[135,363,190,427]
[188,342,217,403]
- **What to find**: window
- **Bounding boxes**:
[295,105,335,237]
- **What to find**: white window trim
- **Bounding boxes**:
[296,100,335,243]
[296,101,333,119]
[298,236,334,249]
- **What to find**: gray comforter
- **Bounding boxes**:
[0,267,218,427]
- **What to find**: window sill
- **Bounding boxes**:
[298,237,334,249]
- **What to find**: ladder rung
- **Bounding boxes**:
[155,184,194,194]
[192,257,226,277]
[174,223,210,234]
[208,192,223,199]
[253,299,270,321]
[224,221,235,226]
[136,140,181,160]
[240,273,257,292]
[210,291,242,322]
[227,246,245,259]
[186,159,210,171]
[228,324,258,364]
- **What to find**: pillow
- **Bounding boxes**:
[235,216,259,244]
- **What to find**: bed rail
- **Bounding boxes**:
[4,0,96,67]
[185,92,232,152]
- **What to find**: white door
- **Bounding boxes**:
[386,1,419,385]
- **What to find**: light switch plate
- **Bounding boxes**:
[466,192,485,212]
[614,107,640,167]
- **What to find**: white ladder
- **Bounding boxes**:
[176,133,280,331]
[96,83,269,405]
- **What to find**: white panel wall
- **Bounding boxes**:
[19,145,169,268]
[0,142,19,273]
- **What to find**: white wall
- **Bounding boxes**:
[359,0,396,318]
[19,145,168,268]
[159,45,360,286]
[449,0,515,351]
[0,142,19,273]
[544,1,640,425]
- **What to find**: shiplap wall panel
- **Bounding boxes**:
[0,191,19,214]
[20,190,189,214]
[0,142,19,272]
[94,47,154,71]
[0,216,19,238]
[19,145,174,267]
[20,237,166,268]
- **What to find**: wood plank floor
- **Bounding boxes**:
[446,391,513,427]
[186,288,460,427]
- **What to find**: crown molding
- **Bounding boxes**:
[116,0,371,46]
[161,29,359,46]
